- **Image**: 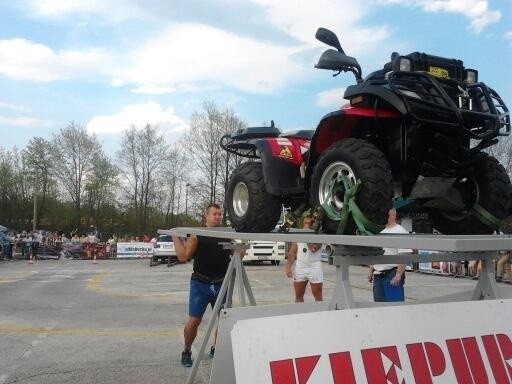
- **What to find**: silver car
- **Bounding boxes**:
[150,235,177,266]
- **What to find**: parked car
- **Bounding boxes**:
[150,235,177,267]
[242,240,286,265]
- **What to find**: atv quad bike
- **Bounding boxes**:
[222,27,511,235]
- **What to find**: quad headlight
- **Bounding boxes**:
[465,69,478,84]
[392,56,412,72]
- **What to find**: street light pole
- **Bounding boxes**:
[185,183,190,218]
[32,171,38,231]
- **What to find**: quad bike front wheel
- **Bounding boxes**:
[309,138,393,234]
[226,162,282,232]
[431,154,511,234]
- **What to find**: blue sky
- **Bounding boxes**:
[1,0,511,156]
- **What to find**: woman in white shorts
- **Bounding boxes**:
[285,215,324,302]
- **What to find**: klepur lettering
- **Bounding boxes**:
[269,333,511,383]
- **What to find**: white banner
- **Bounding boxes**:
[116,242,153,258]
[231,300,512,384]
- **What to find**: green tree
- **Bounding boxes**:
[84,155,119,228]
[24,137,54,228]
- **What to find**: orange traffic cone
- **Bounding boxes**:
[28,254,33,264]
[92,253,97,264]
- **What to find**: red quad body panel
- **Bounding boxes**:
[265,137,310,166]
[314,104,401,154]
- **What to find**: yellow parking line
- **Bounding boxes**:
[0,324,181,337]
[86,271,188,302]
[0,271,36,284]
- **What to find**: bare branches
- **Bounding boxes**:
[51,122,103,228]
[182,102,246,213]
[117,124,170,232]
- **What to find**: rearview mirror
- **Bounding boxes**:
[315,27,344,53]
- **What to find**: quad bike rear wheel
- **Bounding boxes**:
[309,138,393,234]
[431,154,511,234]
[226,162,282,232]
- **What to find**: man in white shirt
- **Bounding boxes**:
[368,208,410,302]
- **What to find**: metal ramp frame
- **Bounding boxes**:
[159,228,512,384]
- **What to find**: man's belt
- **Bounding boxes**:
[192,271,224,284]
[374,267,397,276]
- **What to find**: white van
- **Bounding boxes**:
[242,240,286,265]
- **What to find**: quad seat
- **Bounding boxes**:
[280,130,314,140]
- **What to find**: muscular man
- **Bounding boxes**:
[172,203,232,367]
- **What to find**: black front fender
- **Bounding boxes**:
[254,139,307,196]
[344,84,407,115]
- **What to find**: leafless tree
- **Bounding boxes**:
[486,136,512,177]
[183,102,246,214]
[153,144,190,226]
[52,122,102,229]
[117,124,169,233]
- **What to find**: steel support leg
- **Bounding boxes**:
[329,258,355,310]
[184,247,254,384]
[472,252,499,300]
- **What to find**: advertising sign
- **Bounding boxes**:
[116,242,153,258]
[231,300,511,383]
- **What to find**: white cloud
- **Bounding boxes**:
[0,100,29,112]
[0,38,109,82]
[0,24,307,94]
[120,23,307,94]
[504,31,512,45]
[249,0,391,55]
[130,84,175,95]
[85,102,189,140]
[316,88,347,108]
[378,0,501,33]
[2,2,394,94]
[0,115,55,127]
[19,0,146,23]
[25,0,103,16]
[0,2,397,96]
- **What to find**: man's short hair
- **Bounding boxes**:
[205,203,221,214]
[302,214,315,227]
[303,214,314,221]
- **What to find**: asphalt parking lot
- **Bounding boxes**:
[0,258,510,384]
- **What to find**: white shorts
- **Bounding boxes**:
[293,262,324,283]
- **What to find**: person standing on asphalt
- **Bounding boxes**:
[368,208,410,302]
[32,231,42,260]
[285,215,324,302]
[496,249,511,283]
[172,203,235,367]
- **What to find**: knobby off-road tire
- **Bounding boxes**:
[432,154,511,234]
[309,138,393,234]
[226,162,282,232]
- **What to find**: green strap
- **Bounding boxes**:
[349,199,385,235]
[320,173,384,235]
[471,203,503,231]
